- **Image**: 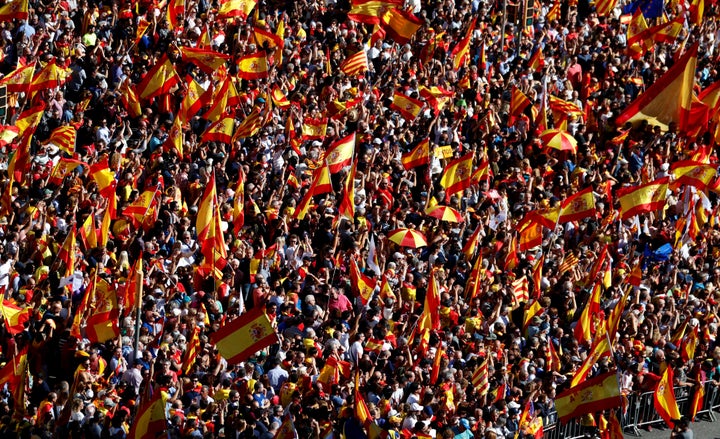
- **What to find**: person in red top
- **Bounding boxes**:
[36,392,56,426]
[328,286,353,315]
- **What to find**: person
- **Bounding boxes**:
[671,417,693,439]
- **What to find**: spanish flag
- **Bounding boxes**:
[15,103,46,137]
[510,86,532,116]
[401,139,430,170]
[339,50,369,77]
[528,47,545,72]
[626,9,649,59]
[123,190,159,229]
[166,0,184,30]
[29,59,69,92]
[654,14,684,44]
[523,300,543,333]
[237,52,269,80]
[233,168,245,235]
[201,113,235,144]
[380,8,423,44]
[121,256,142,313]
[556,371,621,423]
[78,214,97,250]
[0,301,30,336]
[89,157,116,196]
[418,269,441,331]
[0,347,27,389]
[180,46,230,74]
[559,187,596,223]
[127,390,168,439]
[205,77,239,123]
[462,224,482,260]
[165,115,184,156]
[440,152,474,200]
[570,335,612,387]
[217,0,257,19]
[338,162,357,221]
[354,372,373,426]
[271,86,291,108]
[119,79,142,118]
[253,26,283,49]
[318,356,352,386]
[57,226,77,276]
[518,220,542,252]
[45,125,76,156]
[451,18,476,71]
[210,306,278,364]
[0,126,19,147]
[136,55,180,100]
[325,133,355,173]
[181,76,211,120]
[617,177,670,219]
[350,259,377,305]
[616,43,697,130]
[294,164,332,220]
[670,160,717,191]
[654,366,681,428]
[573,281,602,348]
[0,0,28,22]
[347,0,403,24]
[85,278,120,343]
[0,64,34,93]
[302,117,328,140]
[49,158,85,185]
[390,92,423,120]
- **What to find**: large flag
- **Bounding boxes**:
[670,160,716,191]
[135,55,180,100]
[237,52,269,79]
[390,92,423,120]
[339,50,369,77]
[85,278,120,343]
[325,133,355,173]
[570,336,612,387]
[615,43,698,130]
[402,138,430,170]
[0,64,34,93]
[127,391,167,439]
[201,113,235,144]
[0,0,27,20]
[180,47,230,74]
[217,0,257,19]
[167,0,184,29]
[210,306,278,364]
[654,366,681,428]
[0,301,30,335]
[380,8,423,44]
[617,177,670,219]
[555,371,622,423]
[347,0,404,24]
[440,152,474,200]
[29,59,69,92]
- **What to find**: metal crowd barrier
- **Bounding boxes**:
[539,380,720,439]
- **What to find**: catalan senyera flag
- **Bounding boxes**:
[556,371,621,423]
[339,50,369,77]
[119,79,142,118]
[380,8,423,44]
[302,117,328,140]
[0,64,33,94]
[350,259,377,305]
[210,306,278,364]
[180,47,230,74]
[237,52,269,80]
[512,276,530,305]
[232,106,263,140]
[616,43,697,130]
[510,86,532,116]
[201,113,235,144]
[450,18,476,71]
[570,335,612,388]
[402,138,430,170]
[233,169,245,235]
[559,187,596,223]
[45,125,77,156]
[528,47,545,72]
[127,390,167,439]
[217,0,257,19]
[347,0,404,24]
[166,0,184,30]
[0,0,28,21]
[549,95,584,116]
[390,92,423,120]
[29,59,70,92]
[617,177,670,219]
[136,55,180,100]
[339,162,357,220]
[440,152,474,200]
[0,301,30,336]
[122,256,142,313]
[595,0,618,16]
[85,278,120,343]
[182,326,201,375]
[471,358,490,396]
[654,366,681,428]
[670,160,717,191]
[325,133,355,173]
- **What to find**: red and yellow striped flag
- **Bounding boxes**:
[167,0,184,30]
[510,86,532,116]
[440,152,474,200]
[45,125,77,156]
[339,50,369,77]
[324,132,355,173]
[401,138,431,170]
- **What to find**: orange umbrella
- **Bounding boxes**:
[426,205,464,223]
[388,228,428,248]
[541,129,578,153]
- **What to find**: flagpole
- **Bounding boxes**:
[133,264,144,363]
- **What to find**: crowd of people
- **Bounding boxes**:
[1,0,720,437]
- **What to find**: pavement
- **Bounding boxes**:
[626,413,720,438]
